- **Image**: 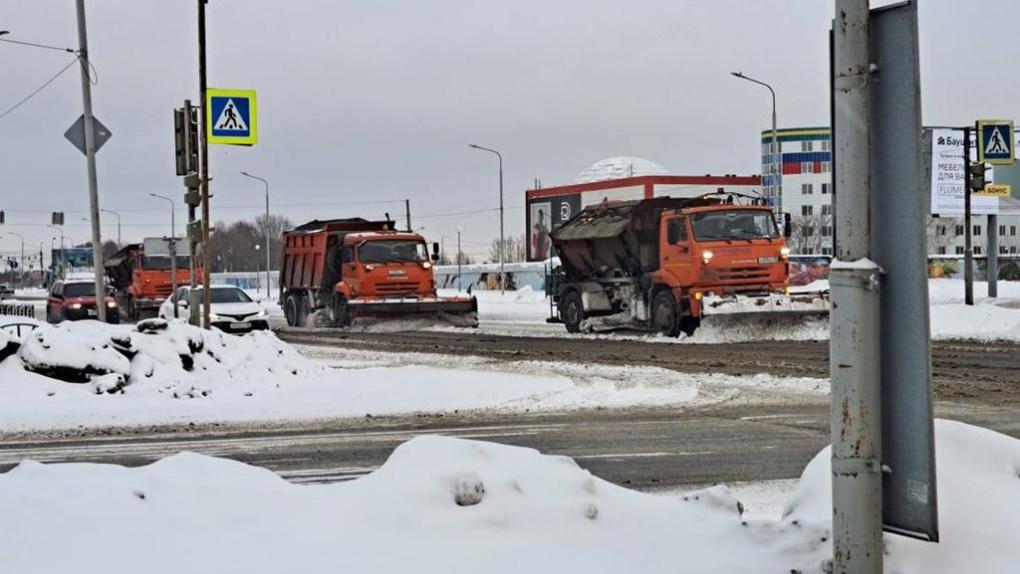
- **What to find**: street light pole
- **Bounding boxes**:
[731,72,779,210]
[240,171,271,300]
[469,144,505,294]
[101,209,121,246]
[75,0,107,322]
[150,193,179,318]
[457,226,462,293]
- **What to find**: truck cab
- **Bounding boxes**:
[334,232,438,300]
[656,205,789,319]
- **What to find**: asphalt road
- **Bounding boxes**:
[279,329,1020,406]
[2,402,1016,490]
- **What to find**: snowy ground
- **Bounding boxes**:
[1,419,1016,573]
[0,319,826,432]
[445,279,1020,342]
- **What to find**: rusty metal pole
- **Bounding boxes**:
[198,0,211,328]
[831,0,883,572]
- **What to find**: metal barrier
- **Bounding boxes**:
[1,322,38,338]
[0,303,36,319]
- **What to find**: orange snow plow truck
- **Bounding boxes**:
[279,218,478,328]
[548,194,828,336]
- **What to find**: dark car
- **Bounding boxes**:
[0,283,14,298]
[46,280,120,323]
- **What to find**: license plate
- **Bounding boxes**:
[388,269,407,276]
[87,309,98,316]
[758,256,780,264]
[230,321,250,329]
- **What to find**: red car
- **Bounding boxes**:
[46,280,120,323]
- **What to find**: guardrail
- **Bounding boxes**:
[0,303,36,319]
[1,321,38,338]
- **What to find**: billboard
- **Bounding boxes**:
[928,128,1020,216]
[527,194,581,260]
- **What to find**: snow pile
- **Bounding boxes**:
[4,319,308,395]
[784,419,1020,573]
[2,420,1015,573]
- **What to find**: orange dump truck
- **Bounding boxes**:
[105,239,201,321]
[279,218,477,328]
[549,194,825,336]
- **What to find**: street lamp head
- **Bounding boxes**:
[0,31,9,37]
[468,144,478,149]
[240,170,250,176]
[731,71,744,78]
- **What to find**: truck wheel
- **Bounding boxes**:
[652,291,681,337]
[298,295,312,327]
[680,315,700,337]
[331,295,351,328]
[284,294,299,327]
[561,291,585,333]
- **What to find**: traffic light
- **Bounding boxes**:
[0,210,4,225]
[51,212,64,225]
[174,101,199,176]
[968,162,991,192]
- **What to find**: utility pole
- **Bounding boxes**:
[198,0,211,328]
[830,1,883,573]
[964,127,974,305]
[988,213,998,297]
[405,199,412,232]
[457,226,462,292]
[75,0,107,322]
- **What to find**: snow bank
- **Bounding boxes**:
[784,419,1020,573]
[2,419,1014,573]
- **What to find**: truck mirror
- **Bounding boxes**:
[783,213,792,238]
[432,242,440,255]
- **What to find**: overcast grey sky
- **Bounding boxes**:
[2,0,1018,260]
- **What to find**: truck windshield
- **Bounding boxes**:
[358,241,428,263]
[690,210,778,241]
[141,256,191,270]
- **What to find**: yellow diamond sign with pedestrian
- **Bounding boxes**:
[206,88,258,145]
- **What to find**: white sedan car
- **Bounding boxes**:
[159,285,270,334]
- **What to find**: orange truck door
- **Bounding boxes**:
[660,216,693,284]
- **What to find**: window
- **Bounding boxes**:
[358,240,428,263]
[803,247,815,255]
[1012,246,1018,254]
[821,226,832,237]
[821,140,832,152]
[1011,226,1017,236]
[821,204,832,216]
[801,141,813,152]
[820,161,831,172]
[667,219,688,244]
[801,183,813,195]
[821,247,833,255]
[801,226,815,237]
[801,161,814,173]
[821,183,831,194]
[689,210,778,241]
[801,205,813,216]
[937,246,947,255]
[1000,225,1007,236]
[1000,246,1008,254]
[937,225,946,236]
[974,246,982,255]
[955,225,964,236]
[974,225,982,236]
[955,246,965,254]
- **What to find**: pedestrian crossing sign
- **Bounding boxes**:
[977,119,1014,165]
[207,88,258,145]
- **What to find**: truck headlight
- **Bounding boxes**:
[780,246,790,260]
[69,302,82,310]
[701,250,714,264]
[422,261,432,270]
[106,300,117,308]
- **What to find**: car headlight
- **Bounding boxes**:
[701,250,714,265]
[106,300,117,308]
[69,302,82,310]
[254,308,268,318]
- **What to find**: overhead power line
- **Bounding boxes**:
[0,56,80,121]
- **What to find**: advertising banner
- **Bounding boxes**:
[928,128,1020,216]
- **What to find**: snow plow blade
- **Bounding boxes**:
[698,291,830,332]
[344,296,479,328]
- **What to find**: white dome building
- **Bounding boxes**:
[572,156,671,184]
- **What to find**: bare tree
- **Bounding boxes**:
[788,214,833,255]
[488,233,527,263]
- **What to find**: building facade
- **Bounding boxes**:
[762,127,1020,258]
